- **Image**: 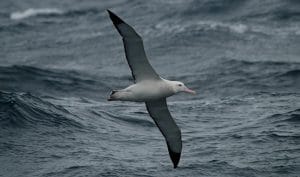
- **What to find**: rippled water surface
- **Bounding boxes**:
[0,0,300,176]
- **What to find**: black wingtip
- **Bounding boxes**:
[167,145,181,168]
[107,9,125,26]
[168,144,181,168]
[170,151,181,168]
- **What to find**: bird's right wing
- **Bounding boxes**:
[107,10,160,83]
[145,98,182,168]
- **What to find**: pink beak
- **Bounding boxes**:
[184,87,196,95]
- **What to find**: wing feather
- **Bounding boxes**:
[145,98,182,168]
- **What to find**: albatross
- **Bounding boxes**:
[107,10,196,168]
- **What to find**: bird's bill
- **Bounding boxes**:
[184,87,196,95]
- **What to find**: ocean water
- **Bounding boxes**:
[0,0,300,176]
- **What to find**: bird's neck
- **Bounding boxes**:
[160,78,177,94]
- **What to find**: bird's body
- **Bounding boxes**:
[109,78,180,102]
[107,10,195,168]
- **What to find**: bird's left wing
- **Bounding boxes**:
[145,98,182,168]
[107,10,160,83]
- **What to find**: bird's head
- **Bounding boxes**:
[171,81,196,95]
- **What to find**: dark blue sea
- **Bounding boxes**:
[0,0,299,176]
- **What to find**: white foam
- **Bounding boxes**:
[10,8,63,20]
[197,21,248,34]
[229,23,248,34]
[153,20,248,36]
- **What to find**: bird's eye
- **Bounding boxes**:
[178,84,182,87]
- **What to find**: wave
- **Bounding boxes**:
[0,22,33,33]
[10,8,64,20]
[242,6,300,21]
[271,9,300,21]
[0,91,83,128]
[0,65,111,99]
[220,59,300,68]
[279,69,300,77]
[90,110,155,128]
[267,108,300,123]
[182,0,246,16]
[192,58,300,94]
[181,0,300,22]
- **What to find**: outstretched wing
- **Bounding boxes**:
[107,10,159,82]
[145,98,182,168]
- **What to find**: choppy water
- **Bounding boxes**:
[0,0,300,176]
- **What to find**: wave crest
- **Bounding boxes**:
[10,8,64,20]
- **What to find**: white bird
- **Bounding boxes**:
[107,10,196,168]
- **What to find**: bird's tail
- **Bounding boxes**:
[107,90,119,101]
